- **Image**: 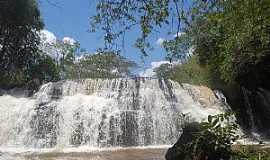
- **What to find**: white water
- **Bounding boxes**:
[0,78,228,151]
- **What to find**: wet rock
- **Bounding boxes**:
[182,84,217,107]
[0,89,5,96]
[165,122,201,160]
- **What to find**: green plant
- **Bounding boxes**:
[182,113,239,160]
[0,0,44,88]
[232,145,270,160]
[169,55,213,87]
[76,51,136,79]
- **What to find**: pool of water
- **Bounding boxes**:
[0,147,168,160]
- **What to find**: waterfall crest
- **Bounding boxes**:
[0,78,227,149]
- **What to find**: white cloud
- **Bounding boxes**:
[139,61,170,77]
[151,61,171,68]
[139,60,183,77]
[39,30,59,60]
[156,38,165,46]
[40,30,57,45]
[39,30,77,61]
[62,37,76,45]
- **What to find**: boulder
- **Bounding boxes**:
[165,122,201,160]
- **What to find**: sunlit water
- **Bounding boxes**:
[0,146,169,160]
[0,78,228,159]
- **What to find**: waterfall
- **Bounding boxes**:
[0,78,227,150]
[241,87,258,134]
[240,87,270,141]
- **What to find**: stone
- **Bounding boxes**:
[165,122,201,160]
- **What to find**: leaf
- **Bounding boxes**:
[215,124,221,129]
[201,122,209,128]
[212,118,219,127]
[208,115,212,123]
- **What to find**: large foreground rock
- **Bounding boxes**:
[165,122,201,160]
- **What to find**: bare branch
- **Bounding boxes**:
[39,0,61,8]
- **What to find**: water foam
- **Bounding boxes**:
[0,78,227,152]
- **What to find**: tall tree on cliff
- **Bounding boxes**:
[76,51,137,79]
[0,0,58,88]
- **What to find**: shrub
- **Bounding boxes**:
[180,113,239,160]
[168,55,213,87]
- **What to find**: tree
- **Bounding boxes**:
[171,55,213,86]
[39,32,81,80]
[154,63,173,79]
[187,0,270,86]
[90,0,181,56]
[0,0,54,88]
[89,0,223,61]
[76,51,136,79]
[55,40,80,79]
[188,113,239,160]
[91,0,270,87]
[27,54,60,90]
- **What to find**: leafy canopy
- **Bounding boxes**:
[91,0,270,86]
[90,0,186,56]
[0,0,51,88]
[75,51,137,79]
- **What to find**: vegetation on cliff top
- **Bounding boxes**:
[91,0,270,89]
[0,0,136,89]
[2,0,269,90]
[0,0,49,89]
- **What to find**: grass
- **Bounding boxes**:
[232,145,270,160]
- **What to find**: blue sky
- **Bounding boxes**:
[39,0,176,72]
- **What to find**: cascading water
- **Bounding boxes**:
[240,87,270,141]
[241,87,258,135]
[0,78,228,151]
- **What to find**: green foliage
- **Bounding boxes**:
[188,0,270,85]
[40,36,136,81]
[154,55,214,86]
[55,41,80,79]
[154,63,173,79]
[170,56,212,86]
[180,113,239,160]
[0,0,44,28]
[75,51,136,79]
[27,55,60,90]
[153,55,227,88]
[233,150,270,160]
[91,0,270,89]
[232,145,270,160]
[163,33,192,61]
[0,0,46,88]
[90,0,176,56]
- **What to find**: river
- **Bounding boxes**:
[0,147,168,160]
